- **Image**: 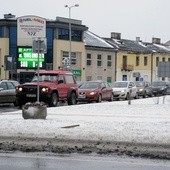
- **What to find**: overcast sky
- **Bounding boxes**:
[1,0,170,43]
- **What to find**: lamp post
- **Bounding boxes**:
[64,4,79,70]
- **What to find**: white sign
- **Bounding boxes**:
[17,15,46,46]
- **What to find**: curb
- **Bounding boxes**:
[0,136,170,160]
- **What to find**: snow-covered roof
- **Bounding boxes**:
[84,31,115,50]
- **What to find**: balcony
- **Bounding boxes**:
[121,64,134,71]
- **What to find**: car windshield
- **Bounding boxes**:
[112,82,128,88]
[79,82,99,89]
[135,82,144,87]
[32,74,57,82]
[152,81,166,87]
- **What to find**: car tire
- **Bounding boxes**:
[109,93,114,102]
[126,93,130,100]
[97,94,102,103]
[68,92,77,105]
[13,100,18,107]
[49,93,58,107]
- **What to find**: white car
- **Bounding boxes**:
[111,81,138,100]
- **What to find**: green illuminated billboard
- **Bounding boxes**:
[17,46,45,69]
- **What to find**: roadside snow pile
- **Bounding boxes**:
[0,96,169,145]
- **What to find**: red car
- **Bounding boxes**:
[78,80,114,103]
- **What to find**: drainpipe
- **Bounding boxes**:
[151,52,154,83]
[115,50,118,81]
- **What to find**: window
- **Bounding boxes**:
[0,82,7,90]
[136,56,140,66]
[144,56,148,66]
[86,76,92,81]
[65,75,74,84]
[97,76,102,80]
[162,57,165,62]
[6,82,15,89]
[156,57,159,67]
[58,28,82,42]
[62,51,76,65]
[168,58,170,61]
[0,26,3,37]
[71,52,76,65]
[86,53,92,66]
[58,28,69,40]
[97,54,102,67]
[107,55,112,67]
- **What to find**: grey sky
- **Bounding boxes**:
[1,0,170,43]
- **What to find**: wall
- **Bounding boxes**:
[0,38,9,79]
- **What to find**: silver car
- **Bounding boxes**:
[0,80,20,106]
[111,81,138,100]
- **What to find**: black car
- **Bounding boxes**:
[151,81,168,96]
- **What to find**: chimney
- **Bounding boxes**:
[136,37,141,42]
[152,38,161,44]
[4,13,16,19]
[111,32,121,40]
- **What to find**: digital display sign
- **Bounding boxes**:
[17,46,45,69]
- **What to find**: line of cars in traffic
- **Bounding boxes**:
[0,78,170,106]
[77,80,170,103]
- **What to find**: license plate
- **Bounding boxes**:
[79,95,86,98]
[26,94,36,97]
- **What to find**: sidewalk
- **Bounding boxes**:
[0,96,170,159]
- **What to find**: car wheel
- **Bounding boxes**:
[135,92,139,99]
[68,92,77,105]
[49,93,58,107]
[126,93,130,100]
[97,94,102,103]
[109,93,114,102]
[13,100,18,107]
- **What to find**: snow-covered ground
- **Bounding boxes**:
[0,95,170,160]
[0,96,170,146]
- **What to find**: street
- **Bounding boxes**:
[0,152,170,170]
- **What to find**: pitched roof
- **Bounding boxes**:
[104,38,151,53]
[84,31,116,50]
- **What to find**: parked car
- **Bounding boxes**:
[16,70,78,107]
[0,80,20,106]
[111,81,138,100]
[135,81,153,98]
[78,80,114,103]
[151,81,168,96]
[76,81,85,88]
[166,82,170,95]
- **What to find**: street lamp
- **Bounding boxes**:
[64,4,79,70]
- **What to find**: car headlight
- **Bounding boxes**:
[17,87,23,92]
[41,87,49,92]
[121,89,125,93]
[89,91,96,95]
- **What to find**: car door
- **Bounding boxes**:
[6,82,16,102]
[104,82,112,99]
[0,82,8,103]
[130,82,137,97]
[100,82,107,99]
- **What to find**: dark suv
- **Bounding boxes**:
[16,70,78,107]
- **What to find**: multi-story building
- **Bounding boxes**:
[104,33,170,82]
[0,14,116,83]
[0,14,170,84]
